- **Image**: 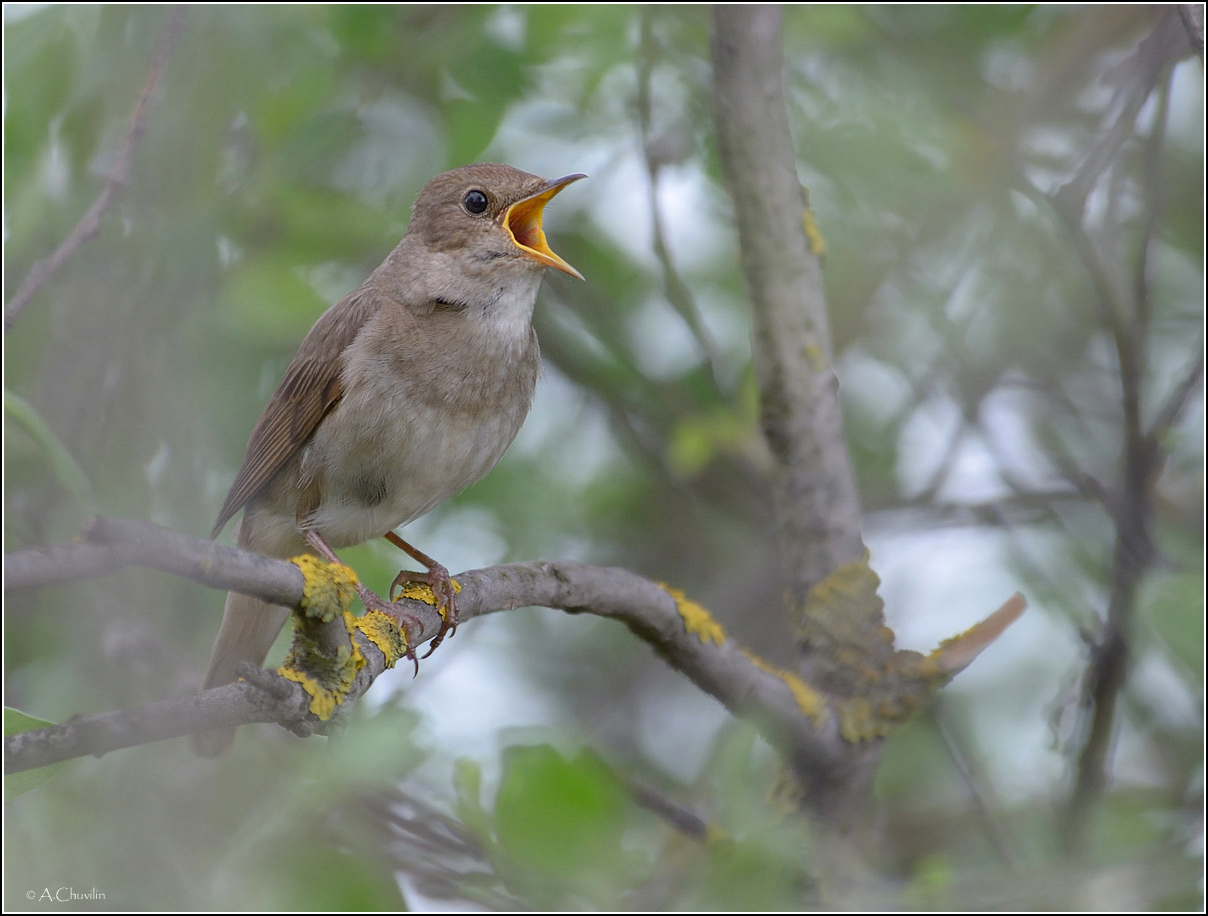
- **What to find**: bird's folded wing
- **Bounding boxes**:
[211,286,382,537]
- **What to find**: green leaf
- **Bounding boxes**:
[3,8,79,176]
[443,98,506,167]
[4,708,66,799]
[216,255,330,346]
[327,5,396,62]
[1140,571,1204,678]
[453,757,495,844]
[4,391,94,510]
[241,832,409,912]
[494,745,635,897]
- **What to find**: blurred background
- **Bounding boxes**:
[4,5,1202,910]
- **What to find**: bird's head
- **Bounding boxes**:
[407,163,585,281]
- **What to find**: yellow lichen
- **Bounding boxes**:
[290,554,358,621]
[357,609,408,669]
[799,552,884,635]
[277,636,365,721]
[836,699,891,743]
[278,665,337,720]
[914,652,944,681]
[831,647,946,742]
[801,186,828,265]
[794,550,895,695]
[659,583,726,646]
[395,577,461,618]
[788,551,1025,744]
[279,554,365,720]
[741,649,828,727]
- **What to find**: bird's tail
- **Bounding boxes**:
[192,590,290,757]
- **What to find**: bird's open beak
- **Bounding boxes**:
[503,173,586,280]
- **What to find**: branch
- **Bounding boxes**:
[4,6,187,332]
[1052,7,1187,224]
[1178,4,1205,60]
[4,516,301,601]
[865,490,1090,530]
[1048,11,1198,853]
[1134,67,1172,326]
[2,528,828,775]
[710,5,865,601]
[637,9,725,388]
[4,519,1023,821]
[1147,349,1205,445]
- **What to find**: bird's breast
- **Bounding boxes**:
[298,335,540,548]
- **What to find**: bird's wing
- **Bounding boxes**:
[211,285,382,538]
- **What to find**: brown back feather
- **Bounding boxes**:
[211,286,381,538]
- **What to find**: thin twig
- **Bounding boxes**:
[1134,69,1173,327]
[1147,349,1205,445]
[637,9,725,390]
[628,779,711,840]
[929,701,1020,871]
[4,6,187,332]
[1055,12,1194,852]
[1052,7,1185,224]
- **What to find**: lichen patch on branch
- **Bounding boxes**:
[794,551,896,696]
[659,583,726,646]
[396,577,461,615]
[741,649,829,726]
[793,552,1027,742]
[291,554,358,621]
[357,609,409,668]
[278,554,365,720]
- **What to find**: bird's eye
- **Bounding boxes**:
[463,190,489,214]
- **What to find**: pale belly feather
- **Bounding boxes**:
[299,390,529,547]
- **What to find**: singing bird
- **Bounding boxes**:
[196,164,585,755]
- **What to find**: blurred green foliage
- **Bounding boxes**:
[4,5,1201,910]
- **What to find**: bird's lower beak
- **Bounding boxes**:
[503,173,587,280]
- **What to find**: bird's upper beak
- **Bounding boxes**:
[503,173,586,280]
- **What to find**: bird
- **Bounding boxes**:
[194,163,585,755]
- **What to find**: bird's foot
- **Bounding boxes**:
[390,563,459,658]
[383,531,459,658]
[299,527,421,675]
[356,582,421,676]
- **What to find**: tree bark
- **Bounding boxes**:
[711,6,865,605]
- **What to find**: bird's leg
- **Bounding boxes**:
[384,530,459,657]
[300,528,420,674]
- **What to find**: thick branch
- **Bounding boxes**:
[3,521,843,782]
[1178,4,1205,59]
[4,518,1021,827]
[710,6,865,602]
[5,516,302,602]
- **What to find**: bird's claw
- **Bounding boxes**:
[389,563,459,658]
[356,583,420,676]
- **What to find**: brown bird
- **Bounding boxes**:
[195,164,585,755]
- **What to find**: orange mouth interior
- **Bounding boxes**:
[503,179,584,280]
